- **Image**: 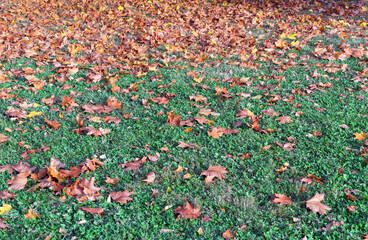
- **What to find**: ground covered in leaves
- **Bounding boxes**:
[0,0,367,239]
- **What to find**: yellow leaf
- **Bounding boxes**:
[26,111,43,118]
[291,41,300,47]
[362,6,367,12]
[193,74,204,83]
[118,6,124,11]
[33,103,40,107]
[59,113,64,118]
[3,204,11,212]
[361,22,367,28]
[287,33,298,40]
[0,204,12,215]
[183,174,191,179]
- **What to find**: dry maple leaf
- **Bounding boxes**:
[222,229,236,239]
[189,95,207,103]
[271,194,292,206]
[236,109,253,118]
[174,201,201,219]
[194,116,210,125]
[201,166,228,181]
[208,127,225,139]
[24,209,38,219]
[143,172,156,183]
[262,108,281,117]
[60,95,78,108]
[276,116,291,124]
[5,108,27,120]
[6,171,30,191]
[79,207,105,215]
[0,134,10,143]
[306,193,331,215]
[109,190,134,204]
[177,141,199,149]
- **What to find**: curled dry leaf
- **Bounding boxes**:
[174,201,201,219]
[79,207,104,215]
[105,176,119,185]
[306,193,331,215]
[143,172,156,183]
[44,118,61,129]
[271,193,292,206]
[109,190,134,204]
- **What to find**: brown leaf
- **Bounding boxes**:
[167,111,181,127]
[143,172,156,183]
[174,201,201,219]
[0,190,16,200]
[322,221,344,231]
[271,193,292,206]
[79,207,105,215]
[177,141,199,149]
[44,118,61,129]
[109,190,134,204]
[260,145,271,151]
[105,176,119,185]
[0,134,10,143]
[201,166,228,181]
[222,229,236,239]
[276,116,291,124]
[6,171,30,191]
[306,193,332,215]
[208,127,225,139]
[347,206,357,212]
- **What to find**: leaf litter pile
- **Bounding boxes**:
[0,0,367,238]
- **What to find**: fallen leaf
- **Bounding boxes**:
[105,176,119,185]
[24,209,38,219]
[143,172,156,183]
[0,134,10,143]
[276,116,291,124]
[79,207,105,215]
[354,132,367,141]
[6,171,30,191]
[201,166,228,181]
[109,191,134,204]
[271,193,292,206]
[174,201,201,219]
[222,229,236,239]
[306,193,331,215]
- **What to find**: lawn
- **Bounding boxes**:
[0,0,367,239]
